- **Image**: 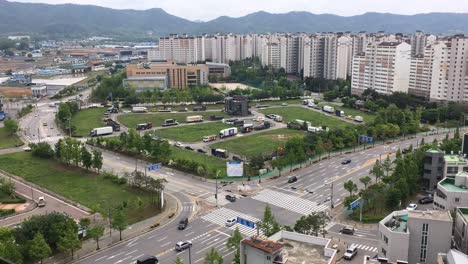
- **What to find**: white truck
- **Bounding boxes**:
[219,127,238,138]
[303,99,314,105]
[354,116,364,122]
[203,135,217,142]
[307,126,323,133]
[295,119,312,127]
[273,115,283,122]
[90,126,113,137]
[322,105,335,113]
[132,106,148,113]
[186,115,204,123]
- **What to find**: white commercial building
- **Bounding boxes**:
[434,171,468,211]
[378,210,452,264]
[351,41,411,96]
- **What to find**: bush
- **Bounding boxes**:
[0,209,15,217]
[102,171,127,185]
[30,142,54,158]
[0,197,26,204]
[350,210,386,223]
[344,195,359,207]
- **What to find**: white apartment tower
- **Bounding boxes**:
[336,35,353,79]
[158,34,198,64]
[351,41,412,95]
[411,31,436,56]
[447,35,468,102]
[303,35,324,79]
[323,34,338,80]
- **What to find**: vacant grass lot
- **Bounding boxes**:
[259,107,353,130]
[0,127,23,149]
[169,147,227,177]
[317,103,376,123]
[156,122,232,143]
[72,108,107,137]
[118,111,228,129]
[210,128,305,158]
[0,152,161,224]
[252,99,302,107]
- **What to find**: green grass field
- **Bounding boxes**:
[252,99,302,107]
[259,107,353,130]
[210,128,305,158]
[117,111,228,129]
[0,127,23,149]
[317,103,376,123]
[0,152,161,223]
[72,108,107,137]
[169,147,227,177]
[156,122,232,143]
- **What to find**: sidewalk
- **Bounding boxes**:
[48,192,181,264]
[330,203,379,230]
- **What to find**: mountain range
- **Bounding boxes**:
[1,0,468,39]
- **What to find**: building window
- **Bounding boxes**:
[266,256,271,261]
[455,197,460,203]
[420,223,429,263]
[447,167,459,174]
[382,248,387,256]
[383,235,388,244]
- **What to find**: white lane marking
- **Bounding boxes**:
[125,250,138,256]
[160,241,171,248]
[156,236,167,241]
[115,256,132,263]
[94,255,108,261]
[185,231,195,237]
[107,252,124,259]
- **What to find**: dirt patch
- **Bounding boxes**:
[0,86,32,98]
[262,134,296,141]
[0,203,30,212]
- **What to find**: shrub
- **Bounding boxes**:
[30,142,54,159]
[0,209,15,217]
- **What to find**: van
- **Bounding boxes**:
[136,255,159,264]
[37,197,46,207]
[178,217,188,230]
[343,244,358,260]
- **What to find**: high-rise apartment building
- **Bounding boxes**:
[159,34,198,64]
[303,35,324,79]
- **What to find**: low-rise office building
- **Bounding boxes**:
[444,154,468,179]
[434,172,468,210]
[454,207,468,255]
[225,96,249,116]
[437,250,468,264]
[423,148,445,191]
[205,62,231,78]
[378,210,452,264]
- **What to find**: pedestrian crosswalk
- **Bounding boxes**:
[252,189,328,215]
[351,243,378,253]
[182,203,197,212]
[201,207,263,237]
[28,136,63,145]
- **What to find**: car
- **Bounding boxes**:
[340,226,355,235]
[281,103,288,106]
[22,147,32,152]
[42,122,47,126]
[288,176,297,183]
[37,197,46,207]
[418,196,434,204]
[136,255,159,264]
[175,241,192,251]
[123,110,131,114]
[225,217,237,227]
[34,114,38,117]
[406,203,418,210]
[197,149,207,154]
[178,217,188,230]
[185,146,194,150]
[265,114,275,119]
[174,142,183,148]
[343,244,358,260]
[341,159,351,165]
[225,194,236,202]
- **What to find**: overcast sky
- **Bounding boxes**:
[12,0,468,21]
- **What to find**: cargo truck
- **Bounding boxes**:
[90,126,113,137]
[354,116,364,122]
[132,106,148,113]
[219,127,238,138]
[162,119,179,127]
[210,115,224,121]
[303,99,314,105]
[106,119,121,131]
[233,120,245,127]
[241,123,254,133]
[273,115,283,122]
[307,126,323,133]
[254,121,271,131]
[335,110,345,117]
[211,148,228,158]
[193,105,207,111]
[186,115,204,123]
[203,135,217,142]
[322,105,335,113]
[136,123,153,130]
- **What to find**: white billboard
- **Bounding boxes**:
[227,161,244,177]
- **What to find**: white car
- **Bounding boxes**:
[406,203,418,211]
[225,217,237,227]
[174,142,183,148]
[175,241,192,251]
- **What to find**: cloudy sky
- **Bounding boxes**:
[12,0,468,21]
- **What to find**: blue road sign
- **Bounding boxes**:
[147,163,162,171]
[349,198,361,210]
[237,217,255,229]
[359,135,373,143]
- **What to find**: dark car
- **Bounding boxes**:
[226,194,236,202]
[197,149,207,154]
[418,196,434,204]
[341,159,351,165]
[340,226,355,235]
[136,255,159,264]
[185,146,194,151]
[178,217,188,230]
[288,176,298,183]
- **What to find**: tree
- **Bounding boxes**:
[112,209,128,241]
[3,118,18,135]
[343,180,358,197]
[92,150,103,174]
[370,160,385,183]
[57,228,81,259]
[226,227,242,264]
[175,257,184,264]
[30,142,55,158]
[359,176,372,189]
[204,247,223,264]
[0,227,23,264]
[197,165,207,178]
[88,225,105,250]
[294,212,330,237]
[28,233,51,264]
[81,146,93,170]
[382,155,392,177]
[260,205,281,237]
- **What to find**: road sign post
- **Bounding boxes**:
[237,217,256,229]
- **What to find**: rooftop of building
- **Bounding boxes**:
[242,237,283,254]
[444,154,467,164]
[381,211,408,233]
[457,208,468,223]
[439,177,468,193]
[280,239,329,264]
[408,210,452,222]
[438,249,468,264]
[426,147,443,154]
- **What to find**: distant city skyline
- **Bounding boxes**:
[11,0,468,21]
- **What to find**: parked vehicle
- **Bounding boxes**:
[175,241,192,251]
[343,244,358,260]
[225,195,236,202]
[225,217,237,227]
[136,255,159,264]
[241,123,254,133]
[193,105,207,111]
[233,120,245,127]
[335,110,345,117]
[254,121,271,131]
[354,116,364,122]
[132,106,148,113]
[287,121,303,130]
[209,115,224,121]
[418,196,434,204]
[303,99,314,105]
[197,149,207,154]
[307,126,323,133]
[105,119,121,131]
[322,105,335,113]
[340,226,355,235]
[219,127,238,138]
[162,119,179,127]
[178,217,188,230]
[223,118,238,125]
[174,142,184,148]
[265,114,275,119]
[186,115,203,123]
[136,122,153,130]
[185,146,194,150]
[203,135,217,142]
[90,126,113,137]
[406,203,418,211]
[273,115,283,122]
[211,148,228,158]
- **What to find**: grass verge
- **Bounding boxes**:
[156,122,232,143]
[117,111,228,129]
[169,146,227,177]
[72,108,107,137]
[0,127,23,149]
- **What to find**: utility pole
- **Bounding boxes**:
[330,182,334,218]
[188,246,192,264]
[215,174,218,207]
[359,197,363,223]
[37,128,40,143]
